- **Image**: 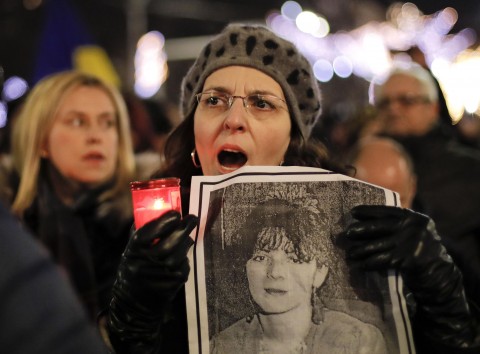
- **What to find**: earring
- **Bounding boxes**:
[312,289,325,324]
[191,148,201,168]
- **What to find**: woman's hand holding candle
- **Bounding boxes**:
[107,211,198,354]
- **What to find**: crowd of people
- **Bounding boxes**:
[369,64,480,305]
[0,21,479,354]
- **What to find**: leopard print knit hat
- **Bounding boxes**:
[179,23,322,140]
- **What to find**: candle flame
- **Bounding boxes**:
[153,198,165,210]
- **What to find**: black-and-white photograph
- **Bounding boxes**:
[186,167,413,354]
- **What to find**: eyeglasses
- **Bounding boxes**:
[195,91,288,118]
[375,94,431,110]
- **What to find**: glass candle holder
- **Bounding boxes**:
[130,177,182,229]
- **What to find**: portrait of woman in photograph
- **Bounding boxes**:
[208,197,388,354]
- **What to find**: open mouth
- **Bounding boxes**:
[218,149,247,170]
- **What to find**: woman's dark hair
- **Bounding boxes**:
[235,198,334,270]
[152,116,199,188]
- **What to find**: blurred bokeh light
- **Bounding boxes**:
[0,102,7,129]
[134,31,168,99]
[3,76,28,102]
[269,1,480,119]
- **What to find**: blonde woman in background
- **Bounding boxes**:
[0,70,136,321]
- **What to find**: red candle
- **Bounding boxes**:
[130,178,182,229]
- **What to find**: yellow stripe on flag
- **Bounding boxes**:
[73,45,121,87]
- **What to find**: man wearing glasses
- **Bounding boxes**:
[373,63,480,309]
[374,64,439,137]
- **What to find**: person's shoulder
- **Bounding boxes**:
[210,316,260,353]
[448,139,480,162]
[0,202,108,354]
[323,309,381,332]
[314,309,387,352]
[213,316,257,341]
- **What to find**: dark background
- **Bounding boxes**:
[1,0,479,115]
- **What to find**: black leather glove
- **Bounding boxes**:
[106,210,198,354]
[337,205,478,352]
